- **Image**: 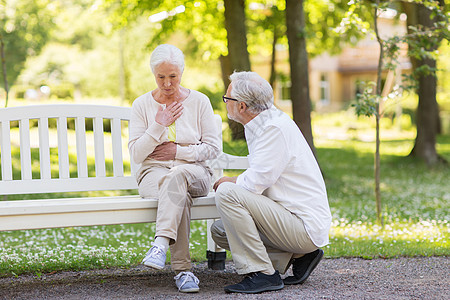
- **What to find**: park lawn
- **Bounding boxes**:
[0,117,449,277]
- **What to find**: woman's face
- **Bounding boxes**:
[154,62,183,97]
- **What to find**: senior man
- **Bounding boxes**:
[211,71,331,294]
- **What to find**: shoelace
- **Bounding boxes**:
[174,272,199,290]
[245,272,259,282]
[146,243,165,259]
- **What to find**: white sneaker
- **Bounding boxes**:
[141,243,166,270]
[174,271,200,293]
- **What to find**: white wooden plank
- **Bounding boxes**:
[19,119,32,180]
[206,219,225,252]
[215,114,223,151]
[0,104,132,120]
[207,219,215,251]
[0,154,248,194]
[38,118,51,179]
[206,114,223,257]
[0,121,13,181]
[0,195,150,215]
[0,176,138,195]
[75,117,88,178]
[0,195,218,231]
[127,120,140,176]
[57,117,70,179]
[94,117,106,177]
[0,210,157,231]
[111,118,124,177]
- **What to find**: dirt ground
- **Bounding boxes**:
[0,256,448,299]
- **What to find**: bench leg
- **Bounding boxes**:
[206,219,226,270]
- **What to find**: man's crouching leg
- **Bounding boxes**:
[213,182,284,294]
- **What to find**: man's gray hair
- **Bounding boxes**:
[150,44,185,74]
[229,71,273,114]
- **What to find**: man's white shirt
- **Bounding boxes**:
[236,106,332,247]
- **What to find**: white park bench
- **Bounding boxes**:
[0,104,248,269]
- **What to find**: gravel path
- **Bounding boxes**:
[1,257,448,299]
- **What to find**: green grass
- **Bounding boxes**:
[317,136,450,222]
[1,112,449,277]
[327,219,448,258]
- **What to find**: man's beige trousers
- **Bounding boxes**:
[211,182,317,275]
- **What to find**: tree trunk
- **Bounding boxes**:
[374,2,383,226]
[402,1,444,165]
[224,0,251,140]
[409,55,440,164]
[269,29,278,89]
[119,28,126,105]
[219,55,232,92]
[285,0,316,155]
[0,34,9,108]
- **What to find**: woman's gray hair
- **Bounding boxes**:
[229,71,273,114]
[150,44,185,74]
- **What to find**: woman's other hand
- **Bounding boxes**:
[148,142,177,160]
[155,102,183,127]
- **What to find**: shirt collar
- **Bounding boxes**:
[244,105,277,137]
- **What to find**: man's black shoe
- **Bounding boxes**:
[224,271,284,294]
[284,249,324,285]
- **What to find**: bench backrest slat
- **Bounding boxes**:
[1,120,13,180]
[57,116,70,179]
[111,117,124,177]
[94,116,106,177]
[76,116,88,178]
[19,119,33,180]
[128,122,140,176]
[38,117,52,179]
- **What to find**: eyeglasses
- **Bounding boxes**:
[222,95,239,103]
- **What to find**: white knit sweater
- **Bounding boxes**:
[128,89,221,169]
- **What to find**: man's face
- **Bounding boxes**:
[225,84,240,122]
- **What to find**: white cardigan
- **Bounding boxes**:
[128,90,221,168]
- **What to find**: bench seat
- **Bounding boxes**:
[0,193,219,231]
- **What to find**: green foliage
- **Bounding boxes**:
[197,85,223,110]
[11,85,32,99]
[53,0,109,50]
[0,0,54,88]
[245,1,285,57]
[383,36,402,71]
[352,81,379,117]
[15,3,156,102]
[304,0,369,57]
[49,82,74,99]
[104,0,228,61]
[105,0,371,77]
[333,0,373,46]
[402,0,449,91]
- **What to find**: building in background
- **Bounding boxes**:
[254,10,412,113]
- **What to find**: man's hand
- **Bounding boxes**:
[148,142,177,161]
[213,176,237,191]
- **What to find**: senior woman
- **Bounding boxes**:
[128,44,221,293]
